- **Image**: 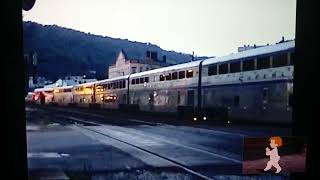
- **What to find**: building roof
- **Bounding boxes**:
[110,50,174,67]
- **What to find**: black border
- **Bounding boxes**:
[3,0,318,179]
[4,0,28,180]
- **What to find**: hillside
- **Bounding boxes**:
[23,21,209,80]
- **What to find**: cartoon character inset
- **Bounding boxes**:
[264,136,282,173]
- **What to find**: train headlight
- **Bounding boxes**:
[227,121,231,124]
[193,117,197,121]
[203,116,207,120]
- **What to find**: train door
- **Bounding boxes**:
[262,88,269,104]
[177,91,181,105]
[122,94,127,104]
[149,93,154,111]
[187,90,194,107]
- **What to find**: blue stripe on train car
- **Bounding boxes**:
[202,79,293,89]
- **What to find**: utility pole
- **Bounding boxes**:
[191,51,194,62]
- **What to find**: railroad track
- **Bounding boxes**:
[52,114,216,180]
[28,105,290,180]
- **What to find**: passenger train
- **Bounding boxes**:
[32,40,294,124]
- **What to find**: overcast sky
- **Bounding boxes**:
[23,0,296,57]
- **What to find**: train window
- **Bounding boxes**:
[117,82,120,89]
[230,62,241,73]
[113,82,116,89]
[290,52,294,65]
[123,80,126,88]
[172,72,178,80]
[64,89,72,92]
[179,71,185,79]
[119,81,123,89]
[135,79,140,84]
[165,73,172,80]
[144,77,149,83]
[242,59,255,71]
[140,67,143,72]
[139,77,144,83]
[160,74,165,81]
[208,65,217,76]
[273,53,288,67]
[218,64,228,74]
[186,70,193,78]
[131,79,135,85]
[257,56,270,69]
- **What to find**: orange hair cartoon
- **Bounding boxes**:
[269,136,282,147]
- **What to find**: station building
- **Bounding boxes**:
[108,50,172,79]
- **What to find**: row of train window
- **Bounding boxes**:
[208,52,294,76]
[159,70,193,81]
[132,77,149,85]
[130,70,193,84]
[99,80,126,90]
[55,89,72,93]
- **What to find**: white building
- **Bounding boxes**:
[108,50,172,79]
[43,76,97,88]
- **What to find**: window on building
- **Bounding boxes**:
[273,53,288,67]
[242,59,255,71]
[160,74,165,81]
[208,65,217,76]
[140,77,144,83]
[218,64,228,74]
[230,62,241,73]
[179,71,185,79]
[144,77,149,83]
[257,56,270,69]
[172,72,178,80]
[186,70,193,78]
[165,73,172,80]
[132,67,137,73]
[131,79,135,85]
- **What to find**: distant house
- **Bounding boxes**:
[28,76,52,89]
[238,44,266,52]
[43,76,97,88]
[108,50,173,79]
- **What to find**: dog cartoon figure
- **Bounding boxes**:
[264,136,282,173]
